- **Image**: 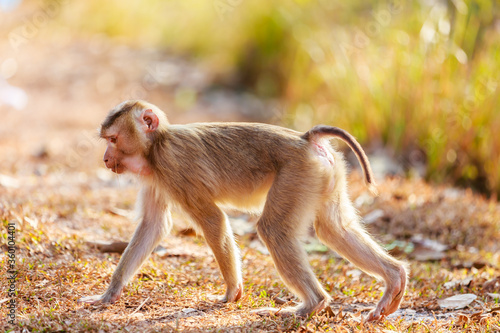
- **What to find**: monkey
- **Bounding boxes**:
[78,100,407,321]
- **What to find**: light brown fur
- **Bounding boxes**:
[78,100,407,321]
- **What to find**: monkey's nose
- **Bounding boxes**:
[104,159,113,169]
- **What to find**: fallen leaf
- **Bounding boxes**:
[273,297,287,305]
[412,248,446,261]
[437,294,477,309]
[322,305,336,318]
[346,269,362,279]
[178,227,197,237]
[0,174,20,188]
[363,209,384,224]
[24,216,38,229]
[229,216,255,236]
[483,277,500,291]
[154,244,202,258]
[411,234,448,252]
[86,241,128,253]
[456,313,470,324]
[487,293,500,300]
[453,261,488,269]
[443,277,473,289]
[410,234,448,261]
[106,207,133,218]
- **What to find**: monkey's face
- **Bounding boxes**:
[101,124,152,176]
[100,102,164,177]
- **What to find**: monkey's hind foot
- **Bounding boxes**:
[365,264,407,322]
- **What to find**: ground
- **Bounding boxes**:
[1,28,500,333]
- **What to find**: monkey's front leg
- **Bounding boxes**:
[79,187,171,305]
[189,204,243,303]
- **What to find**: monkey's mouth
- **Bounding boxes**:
[110,164,125,174]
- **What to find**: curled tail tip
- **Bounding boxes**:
[367,182,379,197]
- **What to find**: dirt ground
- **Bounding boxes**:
[1,17,500,332]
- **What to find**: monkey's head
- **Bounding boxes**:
[100,100,168,176]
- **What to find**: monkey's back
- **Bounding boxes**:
[150,122,328,211]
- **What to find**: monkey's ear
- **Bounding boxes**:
[140,109,159,133]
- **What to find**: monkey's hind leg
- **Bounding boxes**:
[190,204,243,303]
[254,176,331,317]
[314,198,407,321]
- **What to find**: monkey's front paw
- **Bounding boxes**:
[78,291,121,305]
[78,295,106,304]
[365,308,384,322]
[222,283,243,303]
[207,283,243,303]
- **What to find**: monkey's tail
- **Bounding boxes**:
[301,125,378,196]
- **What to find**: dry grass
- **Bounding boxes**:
[1,168,500,332]
[1,11,500,331]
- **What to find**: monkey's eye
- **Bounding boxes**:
[110,137,117,144]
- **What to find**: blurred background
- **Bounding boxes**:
[1,0,499,197]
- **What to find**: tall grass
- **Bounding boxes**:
[55,0,500,196]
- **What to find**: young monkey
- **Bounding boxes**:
[78,100,407,321]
